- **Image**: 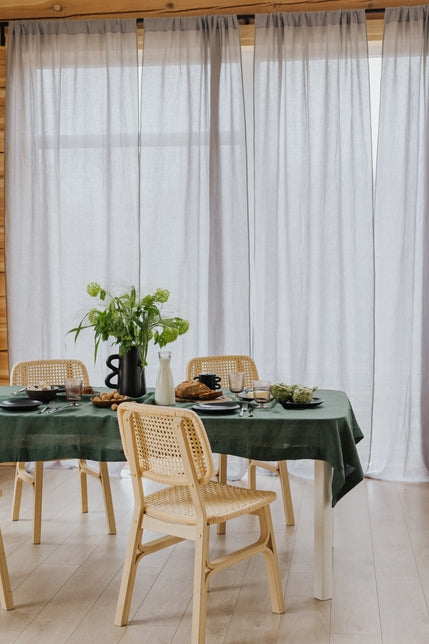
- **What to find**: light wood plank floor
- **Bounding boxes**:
[0,463,428,643]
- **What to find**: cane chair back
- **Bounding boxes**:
[122,403,215,487]
[0,491,13,611]
[115,402,285,642]
[10,359,90,388]
[10,359,116,544]
[186,354,258,389]
[186,355,295,527]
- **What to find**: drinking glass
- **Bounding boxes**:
[228,372,245,400]
[253,380,271,409]
[65,377,82,407]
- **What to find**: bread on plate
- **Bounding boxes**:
[175,380,223,401]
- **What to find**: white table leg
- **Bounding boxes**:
[314,460,333,600]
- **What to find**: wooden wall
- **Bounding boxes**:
[0,0,426,21]
[0,34,6,385]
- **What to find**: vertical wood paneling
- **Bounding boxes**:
[0,32,7,384]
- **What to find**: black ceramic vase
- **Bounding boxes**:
[105,346,146,398]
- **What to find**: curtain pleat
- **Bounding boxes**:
[253,11,374,473]
[5,19,140,384]
[368,6,429,480]
[139,16,250,386]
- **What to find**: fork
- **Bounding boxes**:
[240,402,248,418]
[45,401,58,414]
[38,400,55,414]
[11,387,26,396]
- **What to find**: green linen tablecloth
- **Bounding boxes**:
[146,388,365,506]
[0,387,364,506]
[0,387,126,464]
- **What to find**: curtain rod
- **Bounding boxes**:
[0,9,385,26]
[0,8,385,42]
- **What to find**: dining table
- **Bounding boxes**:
[0,386,364,601]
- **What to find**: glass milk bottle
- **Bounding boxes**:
[154,350,175,405]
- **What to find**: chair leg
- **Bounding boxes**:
[78,460,116,535]
[277,460,295,526]
[32,462,44,545]
[11,462,43,544]
[11,463,26,521]
[217,454,227,535]
[114,518,144,626]
[99,462,116,535]
[0,528,13,610]
[191,525,210,644]
[259,505,286,615]
[248,459,295,526]
[79,459,89,514]
[248,458,257,490]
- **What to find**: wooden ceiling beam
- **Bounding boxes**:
[0,0,427,22]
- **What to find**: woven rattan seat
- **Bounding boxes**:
[115,402,285,643]
[186,355,295,527]
[0,490,13,611]
[144,479,277,524]
[10,359,116,544]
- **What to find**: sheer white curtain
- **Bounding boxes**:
[368,6,429,481]
[5,19,140,385]
[253,11,374,471]
[5,16,248,389]
[139,16,250,386]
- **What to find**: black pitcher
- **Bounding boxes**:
[105,346,146,398]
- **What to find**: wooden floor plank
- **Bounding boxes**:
[0,467,429,643]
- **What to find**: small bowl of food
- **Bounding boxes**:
[25,385,58,402]
[91,390,129,410]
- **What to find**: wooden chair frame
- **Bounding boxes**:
[115,402,285,643]
[10,359,116,544]
[0,491,13,610]
[186,355,295,527]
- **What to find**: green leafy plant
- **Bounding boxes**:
[69,282,190,367]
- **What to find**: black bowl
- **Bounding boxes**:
[25,387,58,402]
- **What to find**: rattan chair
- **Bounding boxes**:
[0,491,13,611]
[114,402,285,642]
[10,359,116,544]
[186,355,295,526]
